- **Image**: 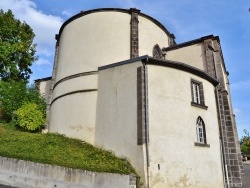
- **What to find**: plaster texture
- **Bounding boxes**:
[138,16,169,56]
[55,12,131,81]
[36,80,51,104]
[49,91,97,144]
[95,61,147,184]
[147,65,224,188]
[166,43,205,70]
[52,74,98,100]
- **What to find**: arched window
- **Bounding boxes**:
[196,117,206,144]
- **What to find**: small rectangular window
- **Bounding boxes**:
[192,82,201,104]
[191,80,207,109]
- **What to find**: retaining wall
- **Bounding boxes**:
[0,156,136,188]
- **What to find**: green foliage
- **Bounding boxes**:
[240,129,250,155]
[13,103,45,131]
[0,80,27,121]
[0,123,137,176]
[0,80,46,122]
[0,9,37,81]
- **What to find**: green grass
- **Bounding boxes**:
[0,123,136,175]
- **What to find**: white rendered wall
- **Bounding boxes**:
[166,43,205,70]
[52,74,98,100]
[55,12,131,82]
[49,91,97,145]
[147,65,224,188]
[95,61,147,185]
[138,16,169,56]
[37,80,51,104]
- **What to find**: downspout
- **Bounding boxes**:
[215,87,229,188]
[143,59,150,188]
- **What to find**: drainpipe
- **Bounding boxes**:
[215,87,229,188]
[143,59,150,188]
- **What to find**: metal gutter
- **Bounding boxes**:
[143,57,150,188]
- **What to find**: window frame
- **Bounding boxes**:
[194,117,210,147]
[191,79,208,110]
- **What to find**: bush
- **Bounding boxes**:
[0,81,27,121]
[0,107,3,122]
[0,81,46,122]
[14,103,45,131]
[240,129,250,155]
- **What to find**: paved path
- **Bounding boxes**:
[242,161,250,188]
[0,185,15,188]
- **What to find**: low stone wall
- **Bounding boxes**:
[0,156,136,188]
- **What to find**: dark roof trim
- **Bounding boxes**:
[50,89,97,106]
[99,55,219,86]
[144,57,219,86]
[53,71,97,90]
[163,35,220,51]
[34,76,52,82]
[98,55,148,70]
[57,8,172,41]
[138,12,171,36]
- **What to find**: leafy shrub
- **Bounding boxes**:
[240,129,250,155]
[0,81,27,121]
[14,103,45,131]
[0,81,46,122]
[0,107,3,122]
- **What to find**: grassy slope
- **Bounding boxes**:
[0,123,136,175]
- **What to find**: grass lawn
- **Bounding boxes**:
[0,123,136,175]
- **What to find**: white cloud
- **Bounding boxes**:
[36,46,53,57]
[0,0,63,46]
[34,57,51,66]
[0,0,62,79]
[62,9,73,17]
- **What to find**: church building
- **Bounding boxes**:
[36,8,243,187]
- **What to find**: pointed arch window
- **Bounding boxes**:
[195,117,210,147]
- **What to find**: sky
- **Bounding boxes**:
[0,0,249,138]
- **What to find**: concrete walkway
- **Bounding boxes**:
[242,160,250,188]
[0,185,15,188]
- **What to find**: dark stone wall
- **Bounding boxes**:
[203,38,242,187]
[130,8,140,58]
[137,66,145,145]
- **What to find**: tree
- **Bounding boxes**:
[240,129,250,155]
[0,9,37,81]
[0,80,46,122]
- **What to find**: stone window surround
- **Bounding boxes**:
[191,79,208,110]
[194,117,210,148]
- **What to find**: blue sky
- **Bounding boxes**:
[0,0,249,138]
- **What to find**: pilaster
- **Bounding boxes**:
[137,66,145,145]
[208,38,243,187]
[130,8,140,58]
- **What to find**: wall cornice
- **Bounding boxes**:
[56,8,173,42]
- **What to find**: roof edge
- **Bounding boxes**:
[163,35,220,51]
[145,57,219,86]
[57,8,173,41]
[34,76,52,82]
[99,55,219,86]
